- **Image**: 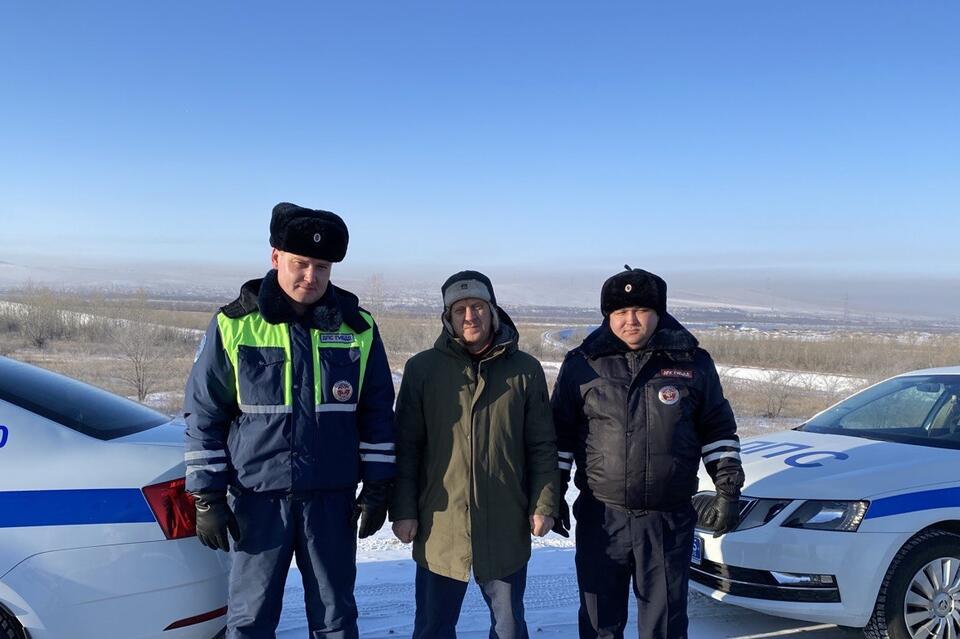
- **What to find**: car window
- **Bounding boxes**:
[801,375,960,449]
[0,356,169,440]
[929,395,960,435]
[838,386,943,431]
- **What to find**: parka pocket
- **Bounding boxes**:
[318,347,361,407]
[237,345,287,411]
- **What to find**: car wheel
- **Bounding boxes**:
[865,529,960,639]
[0,606,26,639]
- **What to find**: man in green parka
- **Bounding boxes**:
[391,270,560,639]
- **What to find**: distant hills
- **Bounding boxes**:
[1,254,958,329]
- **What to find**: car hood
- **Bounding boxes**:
[112,418,186,447]
[706,429,958,500]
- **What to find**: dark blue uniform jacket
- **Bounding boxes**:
[184,270,396,495]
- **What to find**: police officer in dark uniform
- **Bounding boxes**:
[183,203,396,639]
[551,266,744,639]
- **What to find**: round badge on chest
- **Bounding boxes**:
[658,385,680,405]
[332,380,354,402]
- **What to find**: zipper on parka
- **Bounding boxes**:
[625,349,653,510]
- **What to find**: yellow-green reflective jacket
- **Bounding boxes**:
[184,275,396,494]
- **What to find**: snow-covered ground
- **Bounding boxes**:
[0,299,203,337]
[716,364,866,394]
[141,390,181,408]
[276,490,856,638]
[277,548,855,638]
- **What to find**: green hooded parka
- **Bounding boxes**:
[391,311,559,582]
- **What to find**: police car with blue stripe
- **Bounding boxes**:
[691,366,960,639]
[0,357,229,639]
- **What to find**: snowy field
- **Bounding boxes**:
[714,365,866,394]
[276,491,858,638]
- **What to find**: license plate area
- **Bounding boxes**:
[691,535,703,565]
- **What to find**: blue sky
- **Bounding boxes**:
[1,2,958,279]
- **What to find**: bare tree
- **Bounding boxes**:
[114,292,176,402]
[18,284,66,349]
[0,305,20,355]
[760,370,799,418]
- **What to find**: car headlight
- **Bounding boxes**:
[735,498,793,531]
[782,500,869,532]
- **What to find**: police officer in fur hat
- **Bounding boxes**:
[551,266,744,639]
[184,203,396,638]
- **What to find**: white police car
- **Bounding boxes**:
[0,356,229,639]
[691,366,960,639]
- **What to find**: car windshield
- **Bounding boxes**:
[800,375,960,450]
[0,356,169,440]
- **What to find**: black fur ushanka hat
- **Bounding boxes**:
[600,265,667,316]
[269,202,349,262]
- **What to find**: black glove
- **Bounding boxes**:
[353,480,393,539]
[194,492,240,551]
[700,494,740,538]
[552,499,570,538]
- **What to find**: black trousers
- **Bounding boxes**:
[574,495,697,639]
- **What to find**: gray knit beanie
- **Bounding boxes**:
[440,270,501,335]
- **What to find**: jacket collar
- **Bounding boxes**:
[222,270,370,333]
[579,312,698,359]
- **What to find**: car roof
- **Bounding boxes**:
[896,365,960,377]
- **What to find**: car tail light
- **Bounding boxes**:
[142,478,196,539]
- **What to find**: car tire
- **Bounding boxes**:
[864,529,960,639]
[0,606,26,639]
